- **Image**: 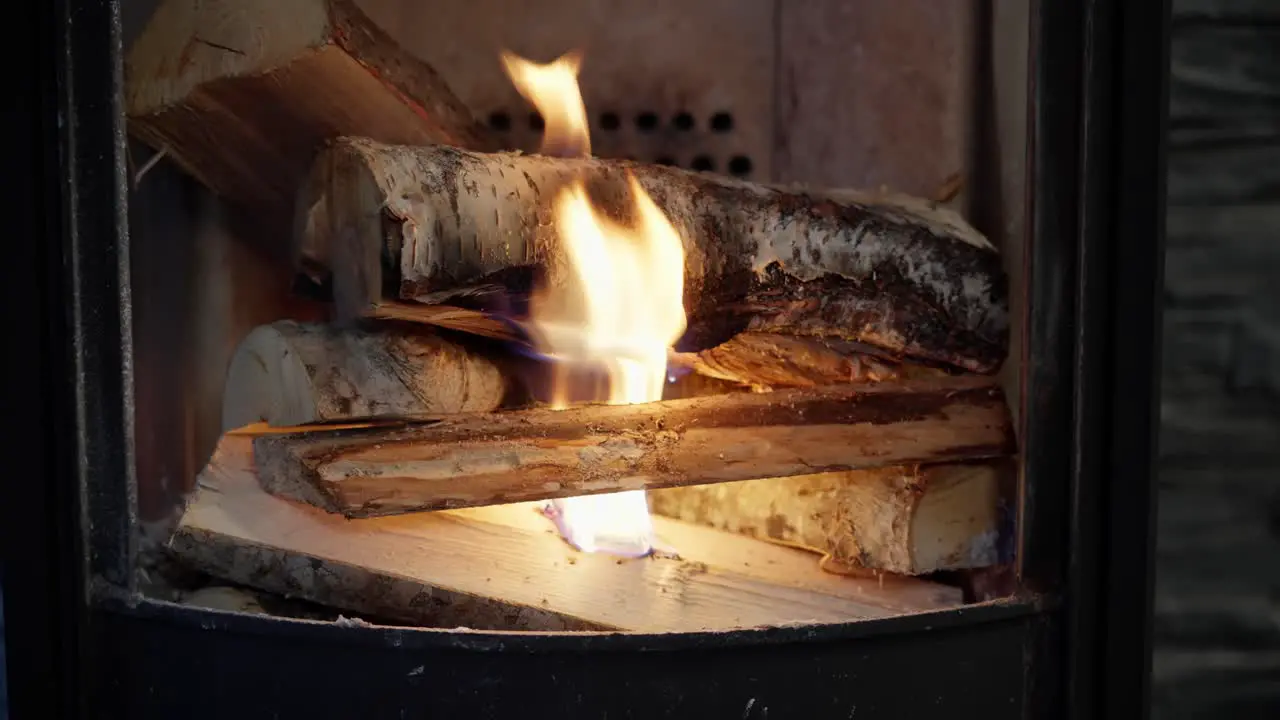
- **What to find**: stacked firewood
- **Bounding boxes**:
[129,0,1016,629]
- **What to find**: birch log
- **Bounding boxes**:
[251,375,1014,517]
[222,321,508,429]
[297,138,1009,373]
[126,0,493,242]
[648,464,1007,575]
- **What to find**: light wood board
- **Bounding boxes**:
[171,435,964,632]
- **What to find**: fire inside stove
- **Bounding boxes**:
[127,0,1018,634]
[504,50,687,558]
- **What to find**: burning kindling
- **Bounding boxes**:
[501,50,688,557]
[130,0,1017,632]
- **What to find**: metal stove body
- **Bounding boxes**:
[4,0,1168,718]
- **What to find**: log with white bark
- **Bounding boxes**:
[648,463,1009,576]
[296,138,1009,373]
[251,375,1014,518]
[172,433,964,631]
[222,321,509,429]
[126,0,493,241]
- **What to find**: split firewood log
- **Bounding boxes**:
[125,0,494,241]
[647,463,1008,576]
[172,434,966,632]
[296,138,1009,374]
[222,321,509,429]
[250,375,1014,518]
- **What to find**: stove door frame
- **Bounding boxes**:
[2,0,1168,718]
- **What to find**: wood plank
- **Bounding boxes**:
[1165,245,1280,302]
[171,435,963,632]
[1168,142,1280,205]
[1156,592,1280,650]
[1155,476,1279,650]
[1232,304,1280,394]
[1166,205,1280,247]
[1152,650,1280,720]
[1169,23,1280,146]
[251,375,1015,518]
[1162,207,1280,321]
[1171,25,1280,103]
[1158,13,1280,717]
[1161,308,1238,395]
[1160,393,1280,460]
[1173,0,1280,21]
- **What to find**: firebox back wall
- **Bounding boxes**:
[121,0,1028,524]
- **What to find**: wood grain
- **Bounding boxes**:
[299,137,1009,372]
[125,0,494,238]
[251,375,1015,518]
[221,321,510,429]
[673,333,948,390]
[1157,6,1280,716]
[171,435,963,632]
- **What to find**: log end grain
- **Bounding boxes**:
[126,0,492,227]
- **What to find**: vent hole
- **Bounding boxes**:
[710,112,734,133]
[636,111,659,132]
[656,156,678,166]
[673,112,695,131]
[488,111,511,131]
[691,155,715,172]
[600,112,621,131]
[728,155,753,177]
[529,112,545,131]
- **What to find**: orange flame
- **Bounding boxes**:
[499,50,590,158]
[501,51,687,556]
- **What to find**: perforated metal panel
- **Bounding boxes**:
[356,0,775,179]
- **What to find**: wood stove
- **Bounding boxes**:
[4,0,1169,717]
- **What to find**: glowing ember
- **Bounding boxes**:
[501,51,687,557]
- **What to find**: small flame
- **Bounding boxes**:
[502,51,687,557]
[499,50,590,158]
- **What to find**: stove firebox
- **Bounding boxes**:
[4,0,1168,718]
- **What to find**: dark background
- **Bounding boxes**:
[1154,0,1280,717]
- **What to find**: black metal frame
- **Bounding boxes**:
[2,0,1168,717]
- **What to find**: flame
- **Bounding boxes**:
[502,51,686,557]
[499,50,590,158]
